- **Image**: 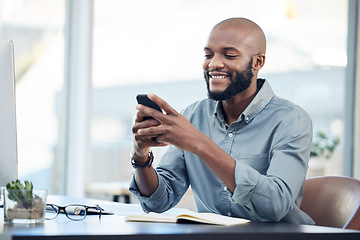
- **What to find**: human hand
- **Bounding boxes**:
[132,96,169,161]
[135,93,205,154]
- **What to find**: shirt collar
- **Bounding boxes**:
[213,79,274,124]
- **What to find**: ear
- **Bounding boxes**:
[253,54,265,71]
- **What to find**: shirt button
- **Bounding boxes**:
[227,212,232,217]
[228,133,233,138]
[223,186,228,191]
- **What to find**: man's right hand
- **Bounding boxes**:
[131,101,168,197]
[132,104,169,162]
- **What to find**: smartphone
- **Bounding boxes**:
[136,94,162,120]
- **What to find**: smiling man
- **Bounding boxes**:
[130,18,315,225]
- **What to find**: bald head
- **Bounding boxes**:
[212,18,266,55]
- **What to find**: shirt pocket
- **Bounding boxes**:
[238,153,270,175]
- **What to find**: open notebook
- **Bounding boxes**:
[125,210,250,226]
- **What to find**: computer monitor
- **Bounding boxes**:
[0,40,18,187]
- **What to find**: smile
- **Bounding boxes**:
[208,73,230,89]
[211,75,227,79]
[209,72,229,80]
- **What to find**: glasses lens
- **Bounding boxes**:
[45,204,59,219]
[65,205,86,220]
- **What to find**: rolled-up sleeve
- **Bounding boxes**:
[129,145,190,213]
[129,80,315,225]
[129,171,170,212]
[231,111,312,222]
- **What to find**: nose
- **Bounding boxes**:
[207,55,224,70]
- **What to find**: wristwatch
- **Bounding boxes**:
[131,150,154,169]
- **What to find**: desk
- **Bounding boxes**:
[0,195,359,240]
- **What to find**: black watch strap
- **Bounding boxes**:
[131,151,154,169]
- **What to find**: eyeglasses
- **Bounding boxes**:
[45,204,104,221]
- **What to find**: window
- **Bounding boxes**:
[1,0,350,197]
[89,0,348,189]
[0,0,65,192]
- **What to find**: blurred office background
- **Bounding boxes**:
[0,0,359,207]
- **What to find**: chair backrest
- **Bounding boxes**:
[300,176,360,230]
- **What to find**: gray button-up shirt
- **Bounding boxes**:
[130,79,315,225]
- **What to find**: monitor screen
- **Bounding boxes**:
[0,40,18,188]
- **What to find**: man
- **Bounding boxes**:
[130,17,315,224]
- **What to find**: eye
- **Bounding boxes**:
[204,54,213,59]
[225,54,238,59]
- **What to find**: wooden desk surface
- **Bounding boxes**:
[0,195,359,240]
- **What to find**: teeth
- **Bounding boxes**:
[211,75,227,79]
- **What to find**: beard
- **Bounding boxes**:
[205,58,254,101]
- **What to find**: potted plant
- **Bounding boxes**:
[308,131,340,177]
[3,180,47,223]
[310,131,340,160]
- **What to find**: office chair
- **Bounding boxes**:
[300,176,360,230]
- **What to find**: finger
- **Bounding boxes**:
[134,132,168,148]
[135,109,161,123]
[136,103,165,122]
[132,117,159,135]
[137,125,159,136]
[147,93,178,116]
[154,135,169,145]
[136,116,160,127]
